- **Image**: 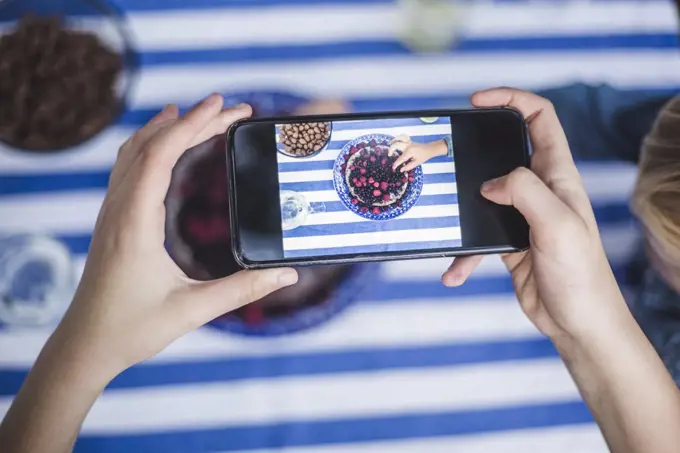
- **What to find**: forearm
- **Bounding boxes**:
[555,296,680,453]
[0,323,112,453]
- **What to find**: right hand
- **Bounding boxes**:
[442,88,627,344]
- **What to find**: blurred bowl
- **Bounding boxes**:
[0,0,137,152]
[165,91,375,337]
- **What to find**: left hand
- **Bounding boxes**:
[388,135,448,172]
[57,94,298,381]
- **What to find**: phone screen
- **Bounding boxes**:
[275,117,459,258]
[228,109,530,267]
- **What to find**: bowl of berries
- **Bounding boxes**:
[333,133,423,220]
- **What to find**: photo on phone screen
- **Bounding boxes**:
[274,117,460,259]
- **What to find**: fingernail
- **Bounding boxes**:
[277,268,298,287]
[232,102,250,111]
[445,273,463,287]
[204,93,222,106]
[481,178,499,192]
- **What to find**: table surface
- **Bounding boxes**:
[1,0,679,452]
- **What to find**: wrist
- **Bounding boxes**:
[550,293,639,363]
[436,140,449,157]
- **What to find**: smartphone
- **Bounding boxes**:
[226,108,530,268]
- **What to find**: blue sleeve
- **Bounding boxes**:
[537,83,672,163]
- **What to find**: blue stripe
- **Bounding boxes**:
[73,402,592,452]
[141,34,680,67]
[0,338,557,395]
[278,154,452,172]
[0,172,110,196]
[280,172,456,192]
[283,214,460,239]
[284,239,464,258]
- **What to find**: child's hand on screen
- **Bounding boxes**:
[389,135,448,172]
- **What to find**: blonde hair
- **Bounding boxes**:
[631,94,680,264]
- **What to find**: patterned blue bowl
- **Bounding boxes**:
[333,133,424,221]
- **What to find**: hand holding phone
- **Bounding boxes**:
[227,106,531,268]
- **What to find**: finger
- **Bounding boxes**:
[471,87,593,224]
[179,268,299,328]
[188,105,250,149]
[391,134,412,144]
[137,100,252,205]
[388,142,405,157]
[392,150,414,170]
[442,255,484,287]
[401,159,421,173]
[481,167,575,235]
[471,88,570,161]
[109,105,179,190]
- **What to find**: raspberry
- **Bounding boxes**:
[350,165,355,171]
[360,206,369,212]
[373,189,381,197]
[368,177,374,184]
[373,207,381,214]
[382,194,390,201]
[409,176,415,182]
[380,182,388,190]
[351,198,359,205]
[370,156,376,162]
[350,146,357,154]
[373,182,380,188]
[360,168,366,175]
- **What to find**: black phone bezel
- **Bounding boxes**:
[226,107,531,269]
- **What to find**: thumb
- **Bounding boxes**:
[180,268,299,326]
[481,167,574,233]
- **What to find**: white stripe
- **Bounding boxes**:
[283,226,462,250]
[305,204,459,226]
[0,295,541,367]
[0,128,130,174]
[40,359,578,433]
[382,223,639,280]
[12,2,670,51]
[278,161,454,183]
[0,165,632,236]
[224,424,607,453]
[0,191,104,234]
[130,52,680,107]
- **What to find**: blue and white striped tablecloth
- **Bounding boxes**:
[1,0,679,452]
[277,117,460,257]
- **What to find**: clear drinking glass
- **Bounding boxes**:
[280,191,326,231]
[0,234,75,326]
[398,0,466,53]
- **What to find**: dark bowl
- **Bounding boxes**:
[0,0,137,152]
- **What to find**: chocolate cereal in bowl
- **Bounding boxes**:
[277,121,332,158]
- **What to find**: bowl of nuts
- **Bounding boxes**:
[0,0,137,153]
[276,121,332,158]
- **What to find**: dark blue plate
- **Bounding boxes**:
[333,133,424,221]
